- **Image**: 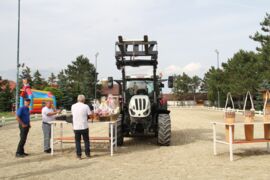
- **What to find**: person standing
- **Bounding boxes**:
[42,101,60,153]
[71,95,92,159]
[16,98,31,158]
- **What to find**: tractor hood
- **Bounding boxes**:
[129,95,151,117]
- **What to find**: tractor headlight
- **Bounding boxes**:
[143,109,149,115]
[130,109,135,115]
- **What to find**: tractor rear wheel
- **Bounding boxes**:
[157,114,171,146]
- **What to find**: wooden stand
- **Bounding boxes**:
[264,106,270,139]
[264,124,270,139]
[212,121,270,161]
[244,111,255,141]
[264,114,270,139]
[225,112,235,142]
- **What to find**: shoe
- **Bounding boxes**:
[23,153,29,156]
[77,155,82,160]
[86,155,91,158]
[44,148,51,153]
[15,153,25,158]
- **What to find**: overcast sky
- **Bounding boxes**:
[0,0,269,81]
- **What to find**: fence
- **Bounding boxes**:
[0,114,42,127]
[167,101,264,116]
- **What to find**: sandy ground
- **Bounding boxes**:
[1,108,270,180]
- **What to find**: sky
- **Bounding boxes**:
[0,0,270,84]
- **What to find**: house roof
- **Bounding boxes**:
[101,84,120,96]
[0,80,16,91]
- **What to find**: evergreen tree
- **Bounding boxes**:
[32,70,46,90]
[19,66,32,87]
[57,70,73,109]
[250,13,270,80]
[250,13,270,60]
[65,55,96,102]
[172,73,192,100]
[48,73,56,86]
[0,80,13,112]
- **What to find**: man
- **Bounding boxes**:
[42,101,60,153]
[16,98,31,158]
[71,95,92,159]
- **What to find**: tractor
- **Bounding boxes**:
[108,35,173,146]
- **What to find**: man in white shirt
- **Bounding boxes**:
[71,95,92,159]
[42,101,60,153]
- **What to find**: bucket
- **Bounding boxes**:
[264,91,270,139]
[224,93,235,142]
[244,111,255,141]
[243,91,255,141]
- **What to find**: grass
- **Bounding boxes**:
[0,112,15,118]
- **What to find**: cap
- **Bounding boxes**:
[25,98,31,102]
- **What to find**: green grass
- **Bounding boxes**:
[0,112,15,118]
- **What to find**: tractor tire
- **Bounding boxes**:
[157,114,171,146]
[109,114,124,146]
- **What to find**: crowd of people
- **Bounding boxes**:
[15,94,118,160]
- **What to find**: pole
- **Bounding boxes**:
[15,0,21,111]
[215,49,220,108]
[94,52,99,100]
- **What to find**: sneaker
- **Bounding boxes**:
[44,148,51,153]
[15,153,25,158]
[77,155,82,160]
[23,153,29,156]
[86,155,91,158]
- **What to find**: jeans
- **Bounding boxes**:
[42,122,51,151]
[16,124,30,154]
[74,128,90,157]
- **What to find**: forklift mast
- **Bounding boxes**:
[115,35,159,106]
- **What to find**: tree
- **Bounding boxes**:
[32,70,47,90]
[204,67,225,106]
[250,13,270,60]
[48,73,57,86]
[19,66,32,87]
[191,75,201,93]
[64,55,96,103]
[250,13,270,81]
[57,70,73,109]
[0,80,13,112]
[43,86,63,107]
[172,73,192,100]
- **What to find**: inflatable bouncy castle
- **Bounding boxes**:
[19,78,56,114]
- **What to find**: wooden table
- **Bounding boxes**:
[211,121,270,161]
[49,119,119,156]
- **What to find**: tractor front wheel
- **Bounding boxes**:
[157,114,171,146]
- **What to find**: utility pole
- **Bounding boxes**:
[15,0,21,111]
[215,49,220,108]
[94,52,99,100]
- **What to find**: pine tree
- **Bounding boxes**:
[250,13,270,58]
[19,66,33,87]
[65,55,96,101]
[57,70,73,109]
[32,70,46,90]
[48,73,56,86]
[0,80,13,112]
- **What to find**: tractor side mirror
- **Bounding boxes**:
[108,77,113,89]
[168,76,174,88]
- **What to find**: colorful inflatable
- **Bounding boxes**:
[19,78,56,113]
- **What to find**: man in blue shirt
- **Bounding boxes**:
[16,98,31,157]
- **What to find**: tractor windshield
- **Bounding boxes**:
[126,80,154,96]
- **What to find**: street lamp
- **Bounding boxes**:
[15,0,21,111]
[214,49,220,108]
[94,52,99,100]
[215,49,220,69]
